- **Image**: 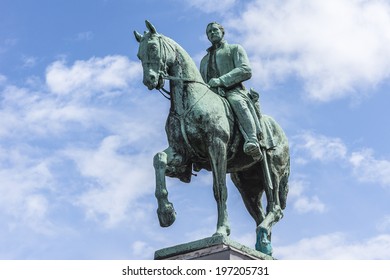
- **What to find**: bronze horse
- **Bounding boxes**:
[134,21,290,255]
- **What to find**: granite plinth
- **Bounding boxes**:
[154,235,274,260]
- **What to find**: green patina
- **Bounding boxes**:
[134,20,290,256]
[154,235,275,260]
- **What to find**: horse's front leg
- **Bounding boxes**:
[209,139,230,237]
[153,147,176,227]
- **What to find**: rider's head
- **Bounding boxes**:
[206,22,225,45]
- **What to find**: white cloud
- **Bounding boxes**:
[21,56,37,68]
[0,74,6,84]
[234,232,256,248]
[63,135,156,228]
[0,55,151,139]
[276,232,390,259]
[293,196,326,214]
[0,84,98,138]
[0,145,56,234]
[0,54,163,234]
[350,149,390,187]
[292,132,347,163]
[0,38,18,54]
[225,0,390,101]
[46,55,142,96]
[184,0,237,14]
[377,215,390,232]
[76,31,94,41]
[131,241,155,259]
[22,195,55,234]
[292,131,390,190]
[289,179,326,214]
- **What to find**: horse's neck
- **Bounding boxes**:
[168,43,205,115]
[169,43,203,84]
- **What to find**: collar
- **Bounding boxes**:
[206,40,226,53]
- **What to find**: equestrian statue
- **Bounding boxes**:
[134,20,290,256]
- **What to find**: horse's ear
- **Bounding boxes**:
[134,30,142,43]
[145,20,157,34]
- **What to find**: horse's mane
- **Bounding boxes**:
[152,32,203,81]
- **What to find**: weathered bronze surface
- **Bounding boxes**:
[134,20,290,256]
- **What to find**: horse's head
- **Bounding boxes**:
[134,20,173,90]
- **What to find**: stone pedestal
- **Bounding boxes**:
[154,235,274,260]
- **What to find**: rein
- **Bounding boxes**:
[157,74,210,100]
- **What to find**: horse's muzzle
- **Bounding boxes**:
[143,70,159,90]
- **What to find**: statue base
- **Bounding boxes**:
[154,235,274,260]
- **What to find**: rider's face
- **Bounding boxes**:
[207,24,223,45]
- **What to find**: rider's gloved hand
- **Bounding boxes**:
[208,78,222,87]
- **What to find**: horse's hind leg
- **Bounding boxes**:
[256,205,283,255]
[256,151,284,255]
[230,164,266,227]
[208,139,230,237]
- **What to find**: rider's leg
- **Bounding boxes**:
[226,90,262,160]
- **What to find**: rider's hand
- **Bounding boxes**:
[208,78,222,87]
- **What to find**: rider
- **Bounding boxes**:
[200,22,262,160]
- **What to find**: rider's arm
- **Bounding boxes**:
[218,44,252,88]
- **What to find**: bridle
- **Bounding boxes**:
[145,35,210,100]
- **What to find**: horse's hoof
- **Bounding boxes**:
[213,225,231,237]
[157,203,176,227]
[255,228,273,255]
[212,231,225,237]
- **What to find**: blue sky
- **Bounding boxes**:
[1,0,390,259]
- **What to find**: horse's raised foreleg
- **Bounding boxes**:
[153,148,176,227]
[208,139,230,237]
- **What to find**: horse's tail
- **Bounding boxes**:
[279,157,290,210]
[261,115,290,210]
